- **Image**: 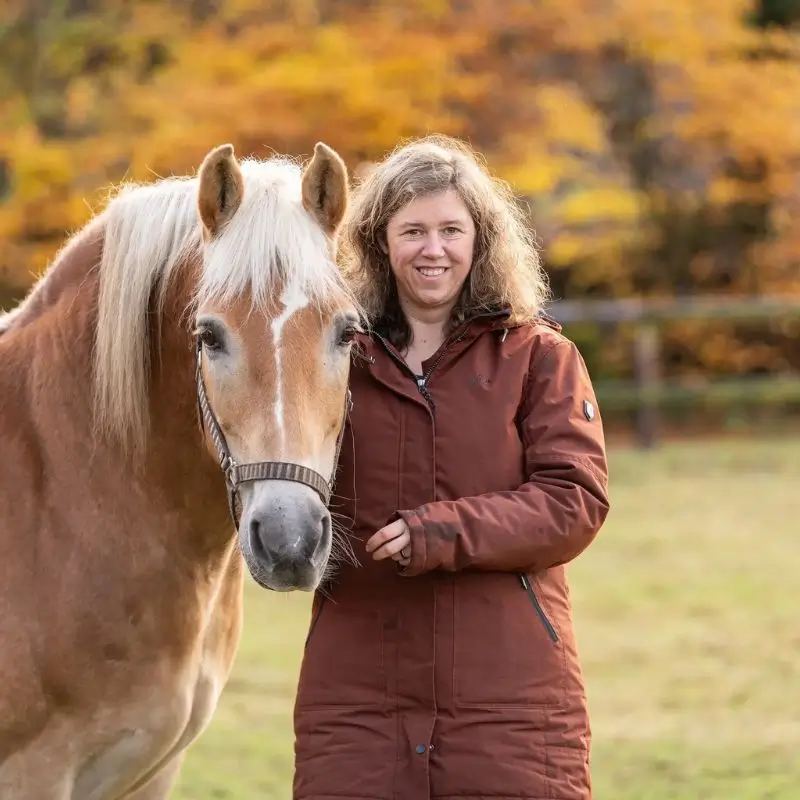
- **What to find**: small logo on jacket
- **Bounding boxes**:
[469,374,491,389]
[583,400,595,421]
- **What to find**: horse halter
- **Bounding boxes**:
[194,337,351,528]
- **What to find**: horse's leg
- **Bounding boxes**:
[0,770,71,800]
[0,744,74,799]
[122,755,185,800]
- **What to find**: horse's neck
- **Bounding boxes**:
[0,217,105,335]
[3,225,234,564]
[0,222,105,440]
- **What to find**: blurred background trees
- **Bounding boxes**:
[1,0,798,417]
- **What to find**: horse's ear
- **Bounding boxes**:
[301,142,349,240]
[197,144,244,239]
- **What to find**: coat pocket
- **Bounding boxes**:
[519,573,559,643]
[452,572,567,709]
[296,599,387,710]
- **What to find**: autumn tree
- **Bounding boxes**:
[1,0,798,379]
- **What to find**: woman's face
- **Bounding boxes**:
[384,188,476,320]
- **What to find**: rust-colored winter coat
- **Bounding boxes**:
[293,310,610,800]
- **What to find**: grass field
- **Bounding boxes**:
[172,436,799,799]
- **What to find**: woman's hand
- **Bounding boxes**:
[365,518,411,567]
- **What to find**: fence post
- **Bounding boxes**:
[633,322,661,448]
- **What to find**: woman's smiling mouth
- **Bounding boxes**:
[415,266,447,278]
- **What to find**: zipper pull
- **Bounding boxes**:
[416,376,427,389]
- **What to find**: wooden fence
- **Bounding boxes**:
[3,279,799,448]
[548,295,800,448]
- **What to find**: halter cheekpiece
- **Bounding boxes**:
[194,337,350,527]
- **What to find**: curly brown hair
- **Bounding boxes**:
[339,134,551,349]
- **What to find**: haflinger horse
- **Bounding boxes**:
[0,141,361,798]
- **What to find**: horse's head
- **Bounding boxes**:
[192,142,360,592]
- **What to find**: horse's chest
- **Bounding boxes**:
[180,643,228,744]
[74,647,229,799]
[71,557,243,798]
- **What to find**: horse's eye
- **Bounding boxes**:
[197,326,221,351]
[338,324,360,347]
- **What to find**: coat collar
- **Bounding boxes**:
[355,307,561,361]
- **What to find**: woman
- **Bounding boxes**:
[292,135,610,800]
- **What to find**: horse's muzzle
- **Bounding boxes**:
[239,484,331,591]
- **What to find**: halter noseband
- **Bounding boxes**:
[194,338,351,528]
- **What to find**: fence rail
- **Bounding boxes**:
[550,295,800,323]
[548,295,800,447]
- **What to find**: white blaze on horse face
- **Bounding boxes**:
[270,282,309,455]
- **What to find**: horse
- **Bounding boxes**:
[0,141,360,798]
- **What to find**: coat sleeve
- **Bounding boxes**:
[396,337,610,576]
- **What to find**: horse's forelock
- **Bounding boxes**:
[196,158,350,314]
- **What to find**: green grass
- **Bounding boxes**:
[173,436,800,799]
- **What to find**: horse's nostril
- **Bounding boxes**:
[302,508,329,561]
[284,513,326,563]
[248,517,271,567]
[320,514,332,550]
[323,513,331,539]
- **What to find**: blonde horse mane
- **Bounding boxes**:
[92,156,352,457]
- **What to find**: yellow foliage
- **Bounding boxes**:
[558,188,643,227]
[0,0,798,311]
[531,85,607,155]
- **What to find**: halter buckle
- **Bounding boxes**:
[220,454,239,488]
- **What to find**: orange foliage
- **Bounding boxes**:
[1,1,798,342]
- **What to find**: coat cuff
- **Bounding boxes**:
[394,508,427,577]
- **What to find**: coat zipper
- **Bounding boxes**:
[373,332,432,407]
[371,309,509,408]
[374,328,467,411]
[519,573,559,643]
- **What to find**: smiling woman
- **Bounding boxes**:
[292,135,610,800]
[384,189,475,318]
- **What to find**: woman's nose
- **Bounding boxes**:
[420,232,445,258]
